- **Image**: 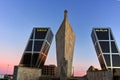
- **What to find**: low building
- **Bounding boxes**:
[0,74,4,79]
[0,74,13,80]
[87,70,113,80]
[87,66,113,80]
[113,69,120,80]
[42,65,57,76]
[13,66,41,80]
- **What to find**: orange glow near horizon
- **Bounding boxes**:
[0,56,101,76]
[0,63,100,76]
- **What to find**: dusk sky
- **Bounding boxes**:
[0,0,120,76]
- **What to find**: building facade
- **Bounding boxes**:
[87,70,113,80]
[13,66,41,80]
[56,10,76,77]
[91,28,120,70]
[42,65,57,76]
[19,27,53,68]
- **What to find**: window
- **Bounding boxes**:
[46,30,53,44]
[42,42,50,55]
[30,30,34,39]
[110,32,114,40]
[91,31,97,44]
[22,53,32,66]
[95,29,109,40]
[112,55,120,66]
[35,28,48,39]
[95,43,101,56]
[32,53,39,66]
[34,41,43,51]
[99,55,106,69]
[99,41,110,53]
[26,40,33,51]
[111,42,118,53]
[103,54,111,66]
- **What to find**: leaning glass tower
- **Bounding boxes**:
[91,28,120,70]
[19,27,53,68]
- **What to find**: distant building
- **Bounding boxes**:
[42,65,57,76]
[0,74,4,79]
[19,27,53,68]
[0,74,13,80]
[91,28,120,70]
[56,10,76,77]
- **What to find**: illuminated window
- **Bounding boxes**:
[95,29,109,40]
[35,28,48,39]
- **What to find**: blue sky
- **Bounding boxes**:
[0,0,120,76]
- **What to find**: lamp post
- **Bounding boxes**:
[7,64,9,75]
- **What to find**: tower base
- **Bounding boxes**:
[13,66,41,80]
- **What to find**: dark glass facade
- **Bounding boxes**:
[19,28,53,68]
[99,41,110,53]
[95,28,109,40]
[91,28,120,70]
[112,55,120,66]
[104,54,111,66]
